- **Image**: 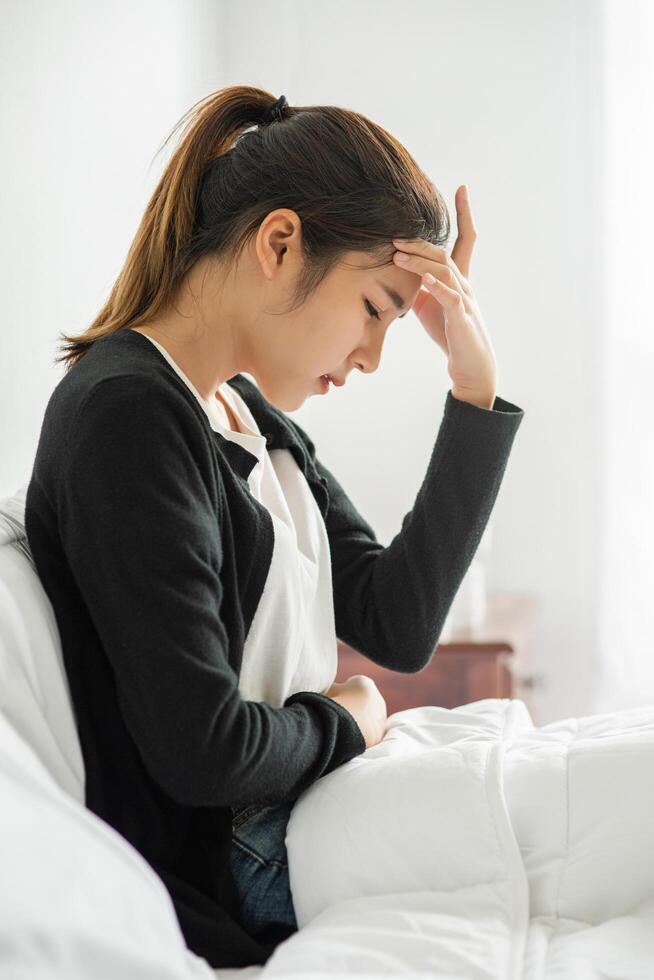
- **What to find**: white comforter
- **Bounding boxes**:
[255,697,654,979]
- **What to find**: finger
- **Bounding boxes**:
[421,272,465,313]
[393,250,468,300]
[450,185,477,279]
[411,285,430,319]
[393,237,471,295]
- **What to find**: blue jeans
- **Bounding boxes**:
[228,800,299,938]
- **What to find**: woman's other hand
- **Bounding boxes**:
[322,675,388,750]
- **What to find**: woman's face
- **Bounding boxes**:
[242,210,424,410]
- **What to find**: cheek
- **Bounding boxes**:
[310,318,355,360]
[299,296,363,370]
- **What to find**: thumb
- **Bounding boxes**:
[450,185,477,279]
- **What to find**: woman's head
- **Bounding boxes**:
[57,85,451,405]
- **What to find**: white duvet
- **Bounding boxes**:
[258,697,654,978]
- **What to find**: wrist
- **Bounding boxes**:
[451,388,496,410]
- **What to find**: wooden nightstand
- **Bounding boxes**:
[335,592,542,724]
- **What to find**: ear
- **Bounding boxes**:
[254,208,303,281]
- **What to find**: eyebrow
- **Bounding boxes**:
[375,279,408,318]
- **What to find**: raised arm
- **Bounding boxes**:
[292,389,524,673]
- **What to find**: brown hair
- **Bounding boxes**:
[56,84,451,371]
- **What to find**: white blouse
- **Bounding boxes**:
[139,334,339,708]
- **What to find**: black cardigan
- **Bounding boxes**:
[24,328,524,968]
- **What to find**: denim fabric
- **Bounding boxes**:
[228,800,299,938]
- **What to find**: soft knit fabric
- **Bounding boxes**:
[140,333,339,708]
[24,327,524,969]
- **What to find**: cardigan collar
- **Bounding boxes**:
[213,376,330,518]
[224,374,326,504]
[111,329,326,504]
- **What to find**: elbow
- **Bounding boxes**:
[388,634,442,674]
[138,696,259,809]
[144,715,263,810]
[148,762,219,809]
[364,643,433,675]
[153,763,238,809]
[393,650,434,674]
[383,629,442,674]
[142,739,238,809]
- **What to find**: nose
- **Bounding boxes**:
[354,347,382,375]
[352,324,388,376]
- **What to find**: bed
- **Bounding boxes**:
[2,484,653,979]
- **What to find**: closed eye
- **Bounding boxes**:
[364,299,381,321]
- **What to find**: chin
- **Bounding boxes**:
[257,378,308,413]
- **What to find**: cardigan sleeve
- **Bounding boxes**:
[59,376,365,809]
[299,389,524,673]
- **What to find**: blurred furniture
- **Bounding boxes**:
[336,592,542,723]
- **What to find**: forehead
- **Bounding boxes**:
[337,250,413,317]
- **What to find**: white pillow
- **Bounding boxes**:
[0,483,85,801]
[0,484,227,978]
[0,709,218,979]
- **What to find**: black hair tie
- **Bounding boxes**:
[261,94,288,125]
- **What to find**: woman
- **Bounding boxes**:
[24,85,524,970]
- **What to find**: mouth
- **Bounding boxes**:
[321,374,345,387]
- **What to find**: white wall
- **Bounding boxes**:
[593,0,654,713]
[0,0,227,492]
[2,0,610,724]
